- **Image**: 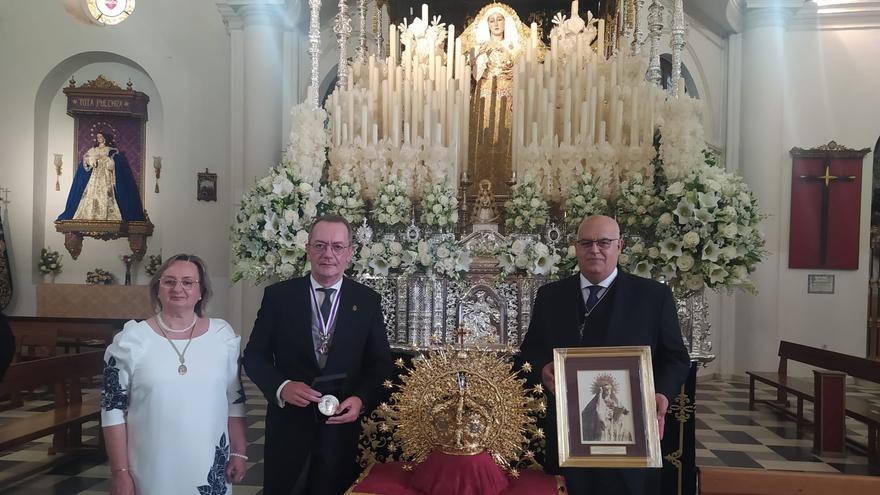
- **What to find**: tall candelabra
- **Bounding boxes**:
[355,0,367,63]
[670,0,688,98]
[374,0,384,59]
[308,0,322,106]
[631,0,644,55]
[335,0,353,89]
[645,0,664,86]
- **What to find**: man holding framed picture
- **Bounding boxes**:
[518,215,691,495]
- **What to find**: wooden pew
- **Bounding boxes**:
[8,316,125,355]
[699,466,880,495]
[746,341,880,467]
[0,351,104,477]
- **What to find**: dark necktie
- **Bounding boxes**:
[585,285,602,312]
[316,287,336,324]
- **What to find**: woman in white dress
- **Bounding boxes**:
[102,254,248,495]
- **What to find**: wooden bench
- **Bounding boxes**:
[699,466,880,495]
[0,350,105,486]
[746,341,880,467]
[8,316,124,355]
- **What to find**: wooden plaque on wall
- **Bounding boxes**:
[789,141,870,270]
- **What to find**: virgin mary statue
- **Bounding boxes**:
[462,3,530,197]
[57,130,145,222]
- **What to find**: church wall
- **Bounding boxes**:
[776,27,879,362]
[0,1,234,320]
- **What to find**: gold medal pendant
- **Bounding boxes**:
[178,364,187,375]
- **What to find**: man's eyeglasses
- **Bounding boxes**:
[308,242,350,255]
[576,238,619,250]
[159,278,200,290]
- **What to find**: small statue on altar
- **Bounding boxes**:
[472,180,499,225]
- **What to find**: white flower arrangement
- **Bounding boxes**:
[372,176,412,230]
[321,174,366,226]
[86,268,114,285]
[563,173,609,229]
[144,254,162,276]
[624,160,766,293]
[414,239,471,280]
[284,103,330,187]
[419,183,459,232]
[38,248,62,275]
[504,181,549,233]
[658,96,705,183]
[352,239,417,277]
[398,14,447,67]
[496,238,561,277]
[616,173,662,237]
[231,166,322,283]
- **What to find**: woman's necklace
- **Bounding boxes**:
[156,312,198,333]
[155,313,198,375]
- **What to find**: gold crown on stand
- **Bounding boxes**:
[376,329,545,473]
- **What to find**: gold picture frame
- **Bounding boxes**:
[554,346,662,468]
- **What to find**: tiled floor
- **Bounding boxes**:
[0,375,877,494]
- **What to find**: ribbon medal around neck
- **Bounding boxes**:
[310,285,342,355]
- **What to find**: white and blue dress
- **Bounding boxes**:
[101,319,246,495]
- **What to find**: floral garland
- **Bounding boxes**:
[419,183,459,232]
[231,166,321,283]
[86,268,114,285]
[321,174,366,226]
[563,173,609,229]
[496,238,561,278]
[38,248,62,275]
[372,176,412,231]
[504,181,549,234]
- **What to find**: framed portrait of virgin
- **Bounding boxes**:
[553,346,662,468]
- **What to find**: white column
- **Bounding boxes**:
[220,2,286,341]
[735,7,796,373]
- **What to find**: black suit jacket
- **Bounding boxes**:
[242,275,392,495]
[518,270,690,494]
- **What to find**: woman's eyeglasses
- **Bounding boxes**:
[159,278,200,290]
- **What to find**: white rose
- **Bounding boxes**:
[511,239,528,256]
[676,254,695,272]
[371,243,386,256]
[437,246,451,258]
[683,231,700,248]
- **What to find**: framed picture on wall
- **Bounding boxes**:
[197,168,217,202]
[554,346,662,468]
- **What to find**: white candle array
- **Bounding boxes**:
[510,0,660,180]
[323,0,661,191]
[324,4,469,184]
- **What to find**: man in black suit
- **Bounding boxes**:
[243,214,392,495]
[518,215,691,495]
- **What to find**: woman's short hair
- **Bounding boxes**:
[148,254,213,316]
